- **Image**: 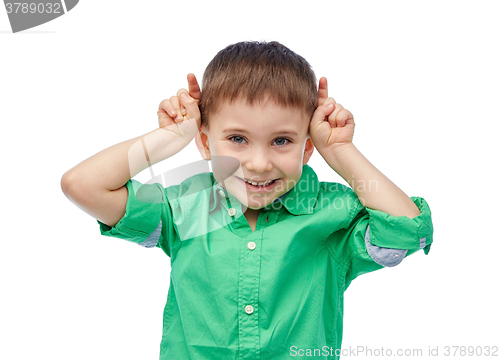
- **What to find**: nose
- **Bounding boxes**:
[244,147,273,174]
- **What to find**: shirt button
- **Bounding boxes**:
[218,189,226,197]
[228,208,236,216]
[245,305,254,314]
[247,241,256,250]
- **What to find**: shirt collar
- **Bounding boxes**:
[211,164,320,215]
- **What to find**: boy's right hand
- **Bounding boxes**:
[157,75,201,139]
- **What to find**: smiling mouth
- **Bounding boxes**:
[236,177,279,187]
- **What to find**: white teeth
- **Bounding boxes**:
[244,179,274,186]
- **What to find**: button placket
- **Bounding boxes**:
[238,234,262,356]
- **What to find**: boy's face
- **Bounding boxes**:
[196,96,315,211]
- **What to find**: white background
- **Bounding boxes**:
[1,1,499,359]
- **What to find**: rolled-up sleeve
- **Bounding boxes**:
[330,192,434,287]
[96,179,175,257]
[365,197,433,255]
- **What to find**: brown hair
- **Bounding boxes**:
[200,41,317,129]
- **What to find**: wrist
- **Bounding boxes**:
[320,142,357,168]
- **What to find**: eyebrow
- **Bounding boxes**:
[221,128,299,136]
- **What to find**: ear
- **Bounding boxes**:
[195,128,211,161]
[302,137,315,165]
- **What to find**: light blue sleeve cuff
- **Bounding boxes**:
[364,224,407,267]
[137,220,162,248]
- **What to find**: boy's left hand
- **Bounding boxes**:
[309,77,355,156]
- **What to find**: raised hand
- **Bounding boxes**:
[309,77,355,155]
[157,86,201,139]
[157,73,202,128]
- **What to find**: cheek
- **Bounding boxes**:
[279,157,303,175]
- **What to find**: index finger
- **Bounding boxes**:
[187,73,201,101]
[317,77,328,107]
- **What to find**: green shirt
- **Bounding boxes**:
[97,164,433,359]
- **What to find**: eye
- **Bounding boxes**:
[229,136,247,145]
[228,136,291,147]
[273,137,290,147]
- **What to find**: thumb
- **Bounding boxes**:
[310,103,335,128]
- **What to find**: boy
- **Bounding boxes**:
[61,41,433,359]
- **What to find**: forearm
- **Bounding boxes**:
[63,128,188,191]
[323,143,421,219]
